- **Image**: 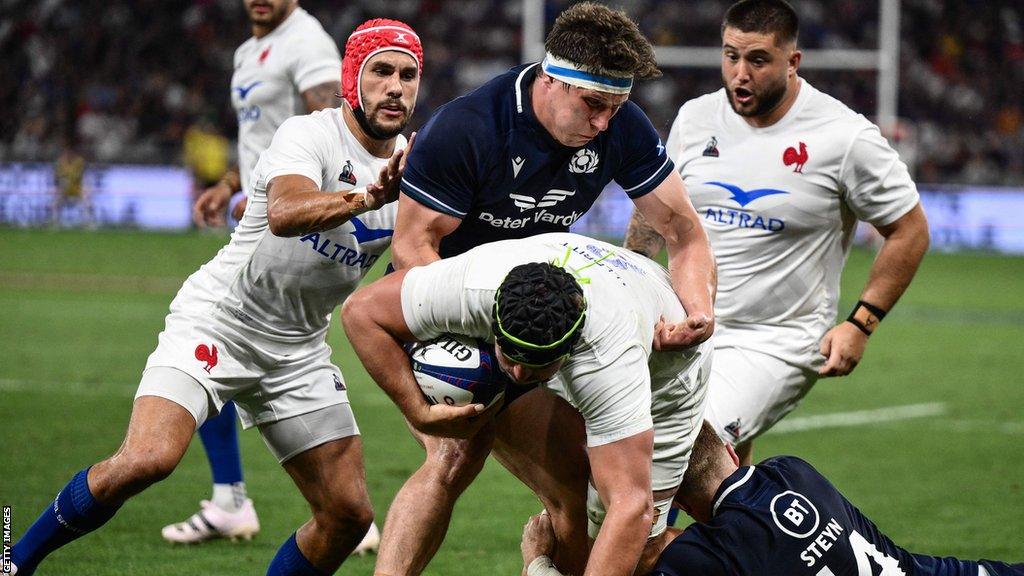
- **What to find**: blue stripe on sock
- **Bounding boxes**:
[12,468,120,575]
[198,401,244,484]
[266,533,323,576]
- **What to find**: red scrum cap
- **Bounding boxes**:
[342,19,423,111]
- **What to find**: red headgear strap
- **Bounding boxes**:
[342,19,423,111]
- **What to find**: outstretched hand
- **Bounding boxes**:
[653,314,714,351]
[365,132,416,210]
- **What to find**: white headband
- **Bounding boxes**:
[541,53,633,95]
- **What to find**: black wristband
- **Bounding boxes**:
[845,316,873,336]
[856,300,887,320]
[846,300,888,336]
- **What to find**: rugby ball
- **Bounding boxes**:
[408,334,507,409]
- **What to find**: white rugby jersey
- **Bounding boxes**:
[231,7,341,195]
[667,79,918,368]
[170,108,401,341]
[400,232,712,447]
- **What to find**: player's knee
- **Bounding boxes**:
[119,447,180,486]
[314,499,374,538]
[424,446,488,492]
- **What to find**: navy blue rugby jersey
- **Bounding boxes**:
[400,63,674,258]
[653,456,1023,576]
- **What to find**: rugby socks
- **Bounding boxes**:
[11,468,120,575]
[211,482,248,512]
[266,533,324,576]
[198,400,247,511]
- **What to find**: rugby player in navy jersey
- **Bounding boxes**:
[521,422,1024,576]
[373,3,716,575]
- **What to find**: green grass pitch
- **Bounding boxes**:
[0,228,1022,575]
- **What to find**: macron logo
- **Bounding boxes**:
[511,156,525,179]
[508,189,575,212]
[707,181,788,207]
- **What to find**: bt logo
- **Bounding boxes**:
[770,491,820,538]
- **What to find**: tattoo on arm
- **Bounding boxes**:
[302,81,342,112]
[624,209,665,259]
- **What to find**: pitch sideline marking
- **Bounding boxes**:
[770,402,948,434]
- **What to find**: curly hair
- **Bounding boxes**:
[494,262,585,349]
[545,2,661,80]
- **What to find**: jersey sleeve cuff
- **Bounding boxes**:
[865,191,920,228]
[400,180,468,218]
[620,157,675,199]
[260,167,324,190]
[399,266,438,341]
[585,418,653,448]
[297,65,342,93]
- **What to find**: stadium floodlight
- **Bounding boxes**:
[522,0,900,131]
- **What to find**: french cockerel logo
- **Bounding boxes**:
[783,142,808,173]
[195,344,219,374]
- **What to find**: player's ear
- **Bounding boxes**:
[725,442,740,467]
[788,49,801,75]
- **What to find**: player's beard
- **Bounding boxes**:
[358,98,411,140]
[246,0,292,28]
[726,74,788,118]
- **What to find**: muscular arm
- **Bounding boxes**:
[390,194,462,269]
[340,271,487,436]
[819,203,929,376]
[629,170,717,348]
[860,202,929,310]
[301,80,341,113]
[266,136,411,237]
[266,174,372,237]
[341,271,424,415]
[623,209,665,260]
[585,430,655,576]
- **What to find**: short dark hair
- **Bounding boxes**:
[678,421,730,502]
[492,263,586,366]
[722,0,799,46]
[545,2,660,80]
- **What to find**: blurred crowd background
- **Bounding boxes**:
[3,0,1023,185]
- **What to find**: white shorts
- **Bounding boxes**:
[136,367,359,463]
[140,311,351,428]
[647,344,712,492]
[703,344,818,445]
